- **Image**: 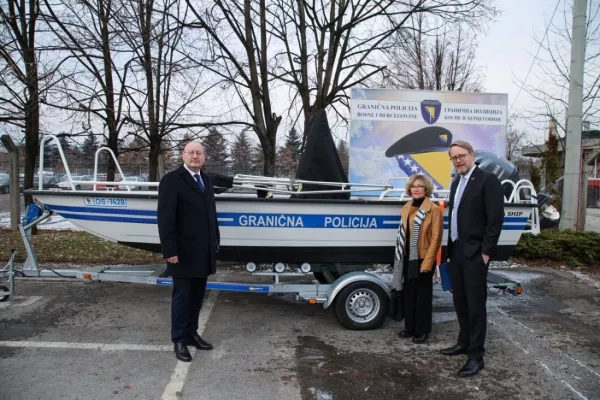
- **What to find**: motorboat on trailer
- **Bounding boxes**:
[25,134,544,274]
[6,112,550,330]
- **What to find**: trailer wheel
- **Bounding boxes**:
[334,281,388,330]
[0,285,9,302]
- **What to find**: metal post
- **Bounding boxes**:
[0,135,21,231]
[560,0,588,231]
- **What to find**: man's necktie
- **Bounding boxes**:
[193,173,204,192]
[451,175,467,242]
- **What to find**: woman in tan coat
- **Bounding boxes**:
[392,174,443,343]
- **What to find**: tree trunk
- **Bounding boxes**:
[24,95,39,205]
[258,133,276,177]
[301,108,312,152]
[148,137,161,184]
[157,150,165,181]
[140,0,159,184]
[100,0,118,181]
[23,24,40,210]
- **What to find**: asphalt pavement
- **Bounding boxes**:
[1,265,599,400]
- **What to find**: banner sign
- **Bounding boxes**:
[349,88,508,195]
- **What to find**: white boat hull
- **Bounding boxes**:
[27,190,534,263]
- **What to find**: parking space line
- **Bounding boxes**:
[17,296,44,306]
[161,290,219,400]
[491,306,600,379]
[488,310,593,400]
[0,341,172,351]
[539,363,588,400]
[0,296,44,308]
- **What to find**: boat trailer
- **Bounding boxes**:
[0,202,523,330]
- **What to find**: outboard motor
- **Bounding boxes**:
[473,150,520,199]
[451,150,519,199]
[536,193,560,229]
[456,150,560,230]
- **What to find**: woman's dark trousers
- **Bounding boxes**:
[403,270,434,335]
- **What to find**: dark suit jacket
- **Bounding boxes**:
[446,166,504,260]
[157,165,220,278]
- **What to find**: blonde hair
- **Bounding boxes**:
[405,174,434,196]
[448,140,474,155]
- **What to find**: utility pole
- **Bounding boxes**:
[560,0,587,231]
[0,135,21,231]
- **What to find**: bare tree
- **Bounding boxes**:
[42,0,129,180]
[337,138,349,175]
[0,0,47,203]
[115,0,213,182]
[505,118,527,161]
[383,13,484,91]
[267,0,497,149]
[182,0,282,176]
[519,0,600,136]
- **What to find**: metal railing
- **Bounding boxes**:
[38,135,160,192]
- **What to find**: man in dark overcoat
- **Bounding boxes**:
[441,140,504,377]
[157,141,220,362]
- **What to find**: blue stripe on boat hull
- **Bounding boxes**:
[48,204,529,230]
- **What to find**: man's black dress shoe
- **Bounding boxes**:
[397,329,414,338]
[439,344,467,356]
[412,334,428,344]
[174,342,192,362]
[459,358,484,377]
[188,334,213,350]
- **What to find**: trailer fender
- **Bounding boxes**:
[324,271,391,309]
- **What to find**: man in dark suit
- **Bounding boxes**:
[440,140,504,377]
[157,141,220,362]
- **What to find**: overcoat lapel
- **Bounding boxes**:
[457,166,481,210]
[178,165,205,196]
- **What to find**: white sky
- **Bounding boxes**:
[302,0,591,148]
[476,0,566,143]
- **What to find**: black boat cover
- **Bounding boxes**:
[293,109,350,199]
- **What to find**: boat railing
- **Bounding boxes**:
[231,174,395,196]
[38,135,160,191]
[39,135,75,191]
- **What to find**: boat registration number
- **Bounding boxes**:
[83,197,127,207]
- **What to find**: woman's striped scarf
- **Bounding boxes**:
[392,206,428,290]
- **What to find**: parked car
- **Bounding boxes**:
[0,177,9,194]
[33,175,62,189]
[58,175,86,190]
[57,175,96,190]
[118,175,146,191]
[0,175,24,193]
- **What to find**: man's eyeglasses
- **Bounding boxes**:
[450,153,470,162]
[185,151,204,156]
